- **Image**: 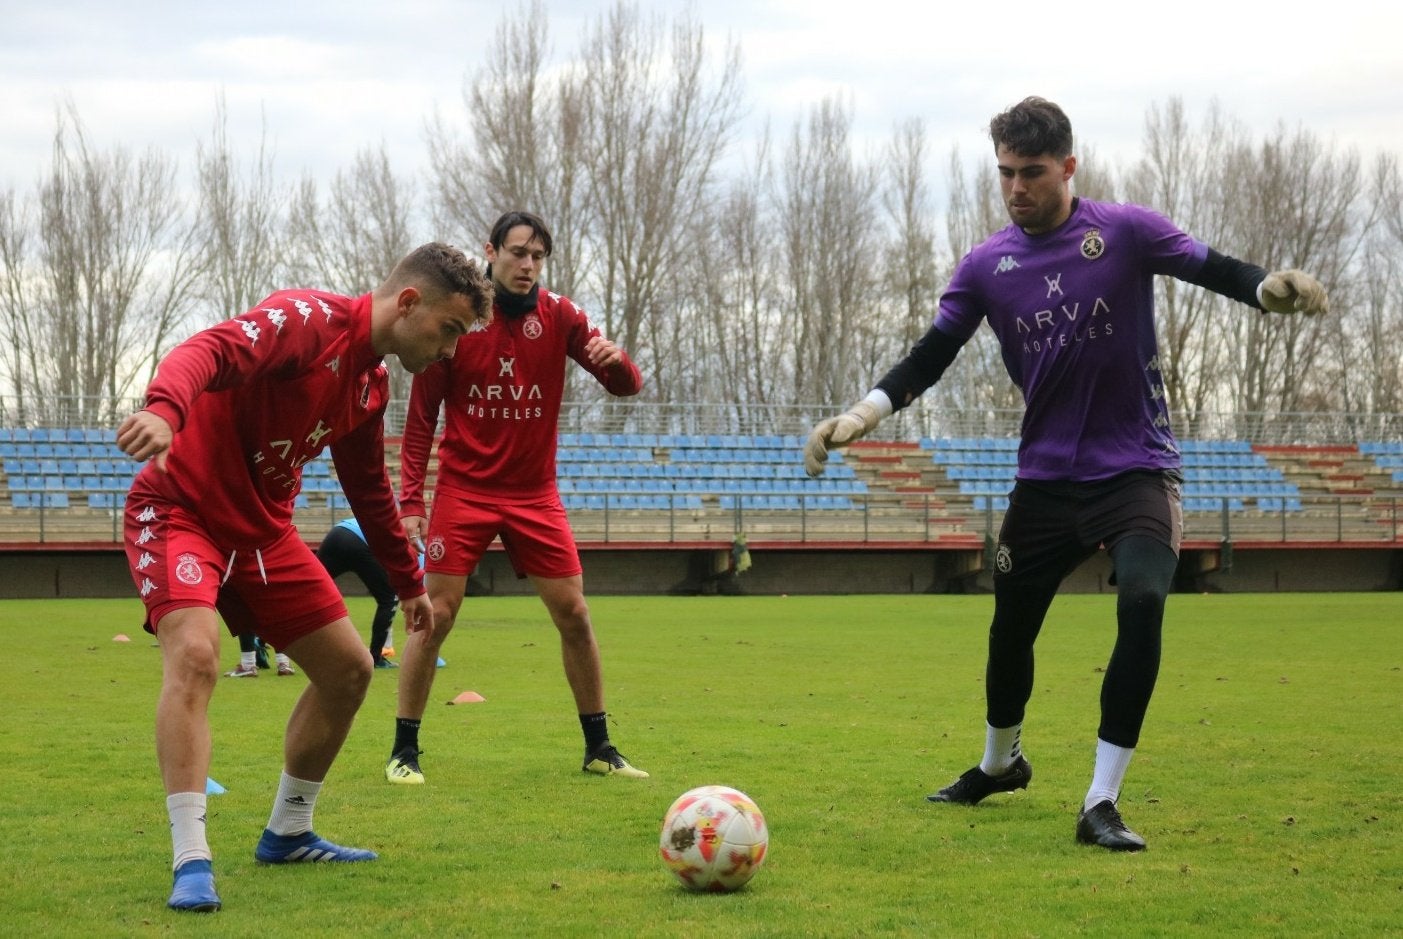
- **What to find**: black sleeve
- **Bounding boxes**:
[1182,248,1268,310]
[873,323,965,412]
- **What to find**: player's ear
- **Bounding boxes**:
[397,286,421,319]
[1063,155,1077,182]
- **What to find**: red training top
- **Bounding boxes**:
[130,290,424,600]
[399,288,642,512]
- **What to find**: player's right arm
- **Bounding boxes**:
[134,293,346,439]
[804,323,966,477]
[398,360,449,520]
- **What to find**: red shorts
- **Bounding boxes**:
[423,489,581,579]
[124,499,347,648]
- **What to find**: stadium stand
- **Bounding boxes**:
[2,425,1402,550]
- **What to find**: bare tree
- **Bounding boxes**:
[0,189,42,416]
[427,0,590,294]
[284,145,417,397]
[576,2,743,393]
[1124,99,1243,430]
[921,145,1022,419]
[30,104,200,422]
[883,118,940,351]
[1215,124,1366,417]
[1342,154,1403,416]
[193,97,283,324]
[774,96,882,406]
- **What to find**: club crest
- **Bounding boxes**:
[175,553,204,586]
[995,543,1013,574]
[1081,229,1105,260]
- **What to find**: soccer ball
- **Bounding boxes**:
[659,785,768,892]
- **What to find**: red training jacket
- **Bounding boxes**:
[399,288,642,513]
[130,290,423,600]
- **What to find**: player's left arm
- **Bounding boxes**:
[332,417,425,603]
[1182,249,1329,316]
[567,300,643,396]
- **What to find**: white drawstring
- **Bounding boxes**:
[222,549,270,585]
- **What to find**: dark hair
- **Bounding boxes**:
[989,97,1074,159]
[488,210,553,256]
[383,242,494,323]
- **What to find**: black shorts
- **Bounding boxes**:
[992,470,1182,585]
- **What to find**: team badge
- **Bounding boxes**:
[427,536,446,563]
[994,543,1013,574]
[522,313,543,340]
[1080,229,1105,260]
[175,553,204,586]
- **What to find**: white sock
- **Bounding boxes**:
[266,772,322,836]
[1085,738,1135,812]
[240,650,256,669]
[980,722,1023,775]
[275,652,291,667]
[167,792,211,870]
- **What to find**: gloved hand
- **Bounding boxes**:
[1258,270,1328,316]
[804,400,881,477]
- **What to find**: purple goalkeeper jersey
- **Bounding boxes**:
[934,199,1209,482]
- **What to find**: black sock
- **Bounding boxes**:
[580,712,609,753]
[393,718,421,756]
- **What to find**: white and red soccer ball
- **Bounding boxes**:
[659,785,768,892]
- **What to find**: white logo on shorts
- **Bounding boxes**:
[995,543,1013,574]
[427,536,446,563]
[175,553,204,586]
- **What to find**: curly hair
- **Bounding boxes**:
[989,97,1074,159]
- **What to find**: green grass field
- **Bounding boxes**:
[1,593,1399,937]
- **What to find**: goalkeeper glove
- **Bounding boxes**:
[804,400,882,477]
[1258,270,1328,316]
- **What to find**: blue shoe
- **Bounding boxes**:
[254,829,378,864]
[167,859,221,912]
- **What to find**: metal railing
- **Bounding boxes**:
[3,491,1398,548]
[4,396,1403,446]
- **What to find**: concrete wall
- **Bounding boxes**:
[2,544,1397,600]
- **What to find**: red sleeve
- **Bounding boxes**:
[398,361,448,517]
[142,296,342,431]
[331,416,425,601]
[563,298,644,397]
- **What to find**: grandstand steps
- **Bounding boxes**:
[1257,444,1401,502]
[843,441,948,500]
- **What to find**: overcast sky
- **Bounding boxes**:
[2,0,1397,207]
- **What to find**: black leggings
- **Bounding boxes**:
[986,535,1178,748]
[317,526,399,658]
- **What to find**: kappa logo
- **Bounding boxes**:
[240,319,262,345]
[427,536,446,563]
[522,313,543,340]
[498,357,516,378]
[139,577,158,598]
[136,526,156,545]
[994,543,1013,574]
[994,255,1021,275]
[326,355,341,375]
[175,553,203,586]
[137,506,158,523]
[136,551,156,571]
